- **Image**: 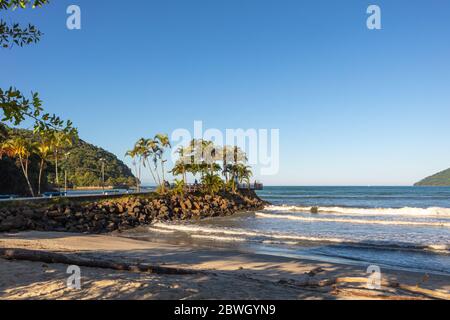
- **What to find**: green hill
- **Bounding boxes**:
[0,125,135,195]
[415,168,450,186]
[55,139,136,188]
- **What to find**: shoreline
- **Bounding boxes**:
[1,231,449,300]
[121,221,450,277]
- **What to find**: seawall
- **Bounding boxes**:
[0,190,266,233]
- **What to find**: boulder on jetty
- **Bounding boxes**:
[0,190,266,234]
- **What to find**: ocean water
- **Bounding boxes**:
[123,186,450,275]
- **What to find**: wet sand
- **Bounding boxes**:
[0,231,449,300]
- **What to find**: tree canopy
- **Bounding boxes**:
[1,126,135,195]
[0,0,76,136]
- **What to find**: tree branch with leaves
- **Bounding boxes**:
[0,0,49,48]
[1,1,77,137]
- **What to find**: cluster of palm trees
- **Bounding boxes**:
[126,136,254,196]
[125,134,171,193]
[0,129,75,197]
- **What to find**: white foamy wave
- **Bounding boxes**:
[153,222,347,243]
[256,212,450,228]
[147,227,176,234]
[152,222,449,253]
[428,244,450,251]
[265,205,450,217]
[153,222,263,238]
[191,234,246,242]
[262,240,300,246]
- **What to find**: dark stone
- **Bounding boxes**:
[310,206,319,214]
[0,191,266,234]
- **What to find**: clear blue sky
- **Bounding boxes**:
[3,0,450,186]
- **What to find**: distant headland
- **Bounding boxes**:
[415,168,450,186]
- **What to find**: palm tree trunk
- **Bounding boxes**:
[137,159,142,192]
[55,149,59,191]
[19,155,35,197]
[38,158,44,195]
[223,159,228,183]
[154,162,162,187]
[232,169,237,194]
[145,159,159,187]
[161,160,166,193]
[233,147,238,192]
[133,161,139,191]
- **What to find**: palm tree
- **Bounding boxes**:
[182,140,204,173]
[172,179,185,198]
[125,146,141,192]
[1,136,35,197]
[220,145,234,183]
[233,146,247,165]
[127,136,170,193]
[225,163,238,193]
[154,134,171,176]
[154,134,171,193]
[186,162,200,181]
[204,142,224,176]
[230,146,248,192]
[199,161,209,178]
[174,145,188,183]
[170,160,186,183]
[236,164,253,189]
[35,136,53,195]
[126,138,154,192]
[186,139,207,168]
[51,131,74,192]
[201,173,224,196]
[189,139,217,179]
[188,139,201,165]
[144,138,161,187]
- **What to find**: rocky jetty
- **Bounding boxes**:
[0,190,266,234]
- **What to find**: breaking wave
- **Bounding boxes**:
[151,223,449,254]
[255,212,450,228]
[265,205,450,217]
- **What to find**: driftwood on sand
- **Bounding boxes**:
[279,276,450,300]
[0,248,198,275]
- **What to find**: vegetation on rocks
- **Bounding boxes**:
[127,136,254,196]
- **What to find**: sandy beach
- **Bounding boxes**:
[0,231,449,300]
